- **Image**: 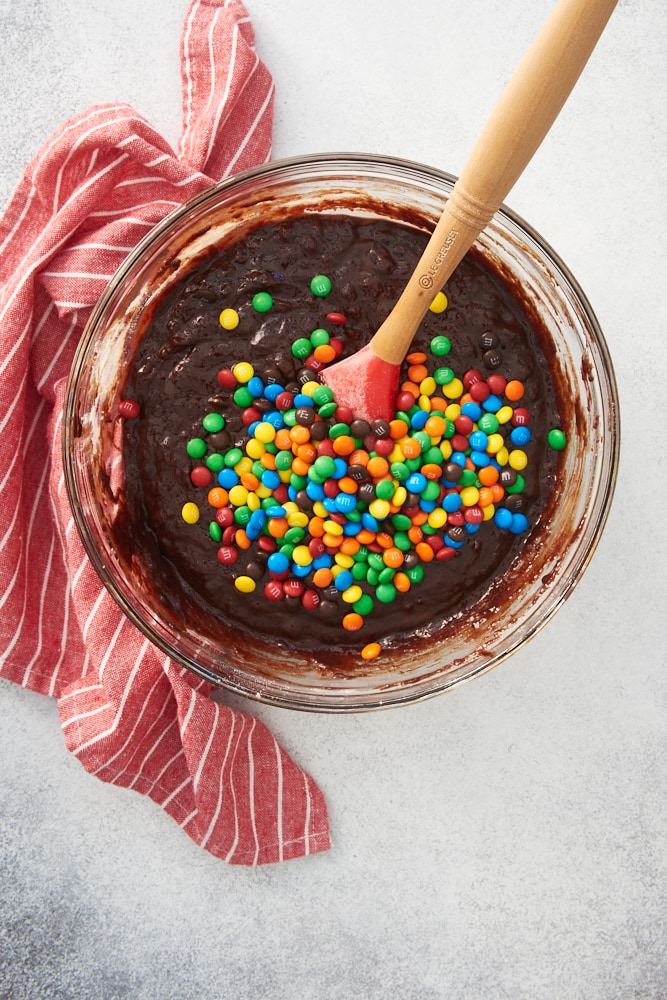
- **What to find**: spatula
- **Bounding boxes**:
[321,0,619,421]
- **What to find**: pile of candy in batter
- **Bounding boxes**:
[162,275,566,661]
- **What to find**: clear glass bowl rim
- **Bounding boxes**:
[63,152,621,712]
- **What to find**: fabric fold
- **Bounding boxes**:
[0,0,331,865]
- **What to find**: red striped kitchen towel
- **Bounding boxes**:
[0,0,330,865]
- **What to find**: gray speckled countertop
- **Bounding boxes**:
[1,2,666,998]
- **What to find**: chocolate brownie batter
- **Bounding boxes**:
[119,213,563,660]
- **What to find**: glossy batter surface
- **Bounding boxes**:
[119,214,562,655]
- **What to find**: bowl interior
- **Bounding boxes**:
[63,154,620,710]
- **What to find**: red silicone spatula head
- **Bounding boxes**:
[321,0,617,423]
[320,344,400,424]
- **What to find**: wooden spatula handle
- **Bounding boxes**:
[371,0,618,365]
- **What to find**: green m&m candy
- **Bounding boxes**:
[310,274,332,296]
[548,428,567,450]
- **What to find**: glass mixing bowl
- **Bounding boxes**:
[63,153,620,711]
